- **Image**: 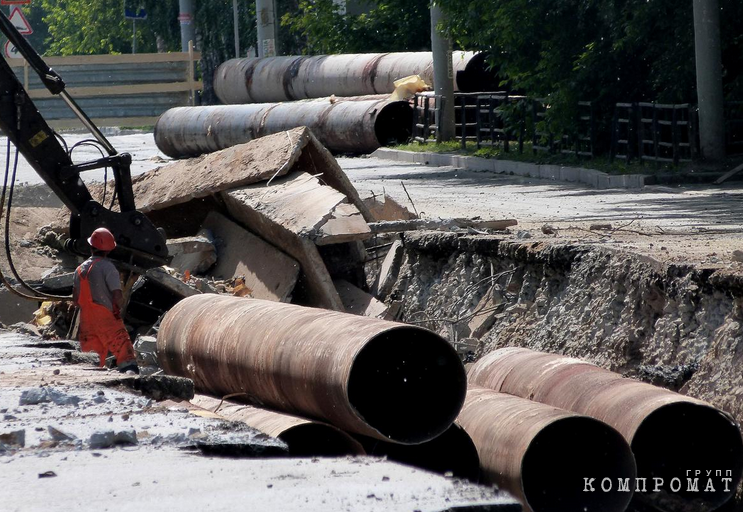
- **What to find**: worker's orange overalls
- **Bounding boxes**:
[76,259,135,368]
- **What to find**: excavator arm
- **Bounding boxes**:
[0,10,167,270]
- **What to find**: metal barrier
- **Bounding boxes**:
[560,101,595,158]
[725,101,743,155]
[610,103,636,164]
[611,102,696,166]
[9,48,202,129]
[412,93,444,144]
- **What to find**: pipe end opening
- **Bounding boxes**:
[632,402,743,510]
[348,327,466,444]
[522,417,636,512]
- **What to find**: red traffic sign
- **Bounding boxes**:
[4,40,21,59]
[8,6,32,35]
[1,1,31,5]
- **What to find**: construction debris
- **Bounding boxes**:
[333,279,391,320]
[166,235,217,275]
[371,239,404,299]
[368,218,517,234]
[201,211,299,302]
[362,193,417,222]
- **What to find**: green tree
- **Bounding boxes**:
[437,0,743,146]
[282,0,431,55]
[41,0,141,55]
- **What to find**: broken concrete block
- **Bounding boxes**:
[126,130,311,214]
[201,211,300,302]
[362,193,417,222]
[41,272,74,292]
[166,236,217,275]
[0,289,41,326]
[467,294,499,339]
[224,172,371,246]
[19,388,81,407]
[223,173,367,310]
[316,202,372,246]
[372,239,404,299]
[9,322,41,337]
[134,335,159,368]
[334,280,391,320]
[0,429,25,448]
[48,426,76,442]
[89,430,138,449]
[144,268,201,299]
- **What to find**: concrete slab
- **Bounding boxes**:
[222,174,346,310]
[334,279,390,319]
[166,236,217,275]
[316,202,372,245]
[362,193,417,222]
[372,239,404,299]
[201,211,300,302]
[129,129,311,213]
[144,268,201,299]
[0,289,41,325]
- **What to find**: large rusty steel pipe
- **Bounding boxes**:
[213,51,497,105]
[459,387,637,512]
[154,97,412,157]
[157,295,467,444]
[356,423,481,481]
[191,395,365,457]
[469,348,743,512]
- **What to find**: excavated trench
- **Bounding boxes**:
[379,231,743,509]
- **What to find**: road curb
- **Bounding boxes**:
[371,148,649,189]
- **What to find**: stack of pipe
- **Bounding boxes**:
[155,296,637,511]
[154,51,501,158]
[466,347,743,512]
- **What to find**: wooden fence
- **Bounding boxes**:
[8,46,201,129]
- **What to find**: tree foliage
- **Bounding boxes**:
[437,0,743,141]
[281,0,431,54]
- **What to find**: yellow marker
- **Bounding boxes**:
[29,130,49,148]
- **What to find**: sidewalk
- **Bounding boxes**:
[372,148,649,189]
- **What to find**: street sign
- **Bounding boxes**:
[124,8,147,20]
[8,6,32,35]
[4,40,20,59]
[1,1,31,5]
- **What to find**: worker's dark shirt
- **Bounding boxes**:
[73,256,121,312]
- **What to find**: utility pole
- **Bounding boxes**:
[233,0,240,58]
[693,0,725,161]
[430,2,455,141]
[256,0,277,58]
[178,0,196,53]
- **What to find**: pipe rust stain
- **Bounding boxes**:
[362,53,388,94]
[282,57,306,101]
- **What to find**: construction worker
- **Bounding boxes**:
[73,227,138,374]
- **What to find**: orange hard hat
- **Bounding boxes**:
[87,227,116,252]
